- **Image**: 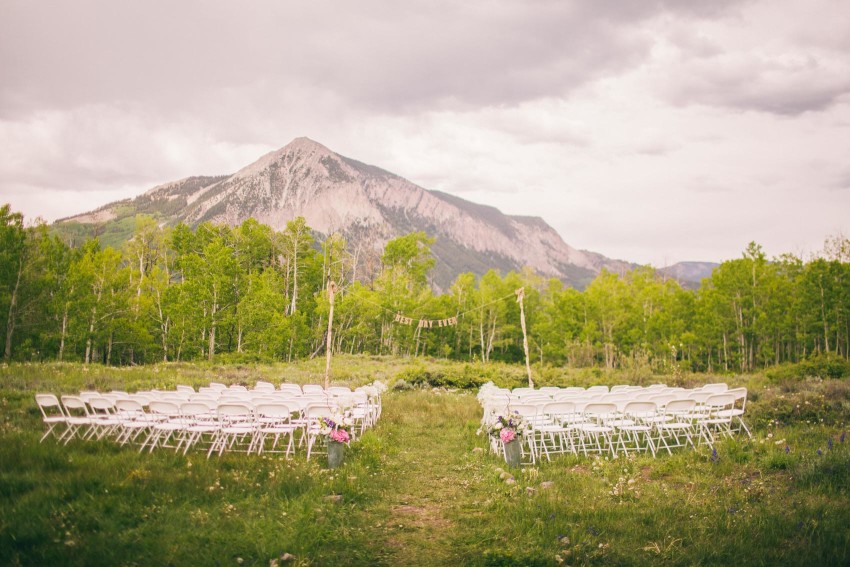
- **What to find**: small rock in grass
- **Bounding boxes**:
[325,494,343,503]
[540,481,555,489]
[280,553,296,562]
[505,478,517,485]
[494,467,505,474]
[472,447,484,454]
[499,472,511,480]
[526,487,536,495]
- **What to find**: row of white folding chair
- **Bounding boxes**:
[488,392,748,462]
[140,400,304,457]
[527,400,667,460]
[46,393,342,456]
[111,386,380,426]
[132,398,340,457]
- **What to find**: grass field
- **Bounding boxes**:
[1,357,849,566]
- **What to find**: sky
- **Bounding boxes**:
[1,0,849,267]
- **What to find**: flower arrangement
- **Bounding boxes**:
[485,411,530,444]
[320,414,352,444]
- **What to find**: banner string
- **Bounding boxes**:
[355,291,518,328]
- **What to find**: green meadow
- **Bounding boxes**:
[1,357,849,566]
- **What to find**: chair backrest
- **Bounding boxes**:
[622,401,657,417]
[216,403,254,419]
[36,394,66,418]
[665,399,696,415]
[254,381,276,392]
[727,387,748,405]
[508,403,540,419]
[61,395,89,413]
[583,402,618,418]
[586,385,610,394]
[176,385,195,394]
[181,401,215,417]
[88,397,116,414]
[648,394,678,408]
[130,393,154,407]
[704,393,736,410]
[541,401,577,418]
[255,402,294,419]
[302,384,325,395]
[280,383,303,394]
[148,400,181,416]
[115,399,145,414]
[687,391,714,403]
[36,393,63,409]
[700,383,729,393]
[304,404,335,419]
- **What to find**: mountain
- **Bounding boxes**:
[56,137,637,290]
[658,261,719,288]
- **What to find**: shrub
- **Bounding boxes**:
[766,353,850,382]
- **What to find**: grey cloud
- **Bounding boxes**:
[660,53,850,115]
[0,0,750,119]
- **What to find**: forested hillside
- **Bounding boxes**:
[1,204,848,372]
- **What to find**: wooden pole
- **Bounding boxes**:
[324,281,337,389]
[516,287,534,388]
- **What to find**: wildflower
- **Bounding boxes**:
[841,431,846,444]
[817,449,822,456]
[710,448,719,463]
[785,446,790,454]
[828,438,833,451]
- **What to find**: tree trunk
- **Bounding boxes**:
[58,303,69,361]
[3,255,23,361]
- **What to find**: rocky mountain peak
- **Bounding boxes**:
[58,137,637,290]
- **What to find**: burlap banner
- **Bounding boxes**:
[394,313,458,328]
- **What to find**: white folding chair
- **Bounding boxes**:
[87,397,122,440]
[303,404,336,460]
[141,401,184,452]
[576,403,618,456]
[209,403,255,457]
[536,401,581,459]
[654,399,698,454]
[59,395,94,445]
[179,401,219,455]
[251,402,299,457]
[714,387,751,438]
[35,394,68,443]
[616,401,658,457]
[114,399,157,446]
[697,393,737,446]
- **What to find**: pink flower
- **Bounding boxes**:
[330,429,350,443]
[500,429,516,443]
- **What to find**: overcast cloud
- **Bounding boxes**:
[1,0,848,266]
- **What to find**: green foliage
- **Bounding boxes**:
[766,353,850,382]
[2,203,850,375]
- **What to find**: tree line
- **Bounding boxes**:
[1,204,848,372]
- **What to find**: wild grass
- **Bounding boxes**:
[1,357,849,566]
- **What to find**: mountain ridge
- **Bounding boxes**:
[56,137,691,290]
